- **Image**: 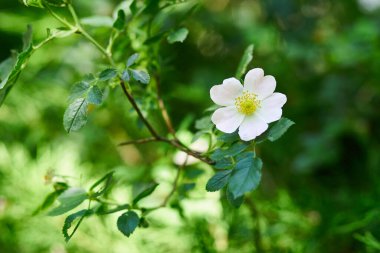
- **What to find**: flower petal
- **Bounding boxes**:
[211,106,244,133]
[244,68,264,92]
[261,92,287,109]
[253,75,276,100]
[238,114,268,141]
[256,108,282,123]
[210,78,243,106]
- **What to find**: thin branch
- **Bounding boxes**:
[119,80,161,138]
[160,155,188,207]
[155,75,176,137]
[118,137,158,146]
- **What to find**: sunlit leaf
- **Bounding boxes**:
[63,98,88,133]
[235,44,254,79]
[48,188,88,216]
[167,28,189,44]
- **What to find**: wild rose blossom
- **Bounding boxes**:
[210,68,287,141]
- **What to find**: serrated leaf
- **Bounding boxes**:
[132,183,159,205]
[99,68,117,81]
[167,28,189,44]
[127,53,139,67]
[226,188,244,208]
[214,158,233,169]
[210,142,249,161]
[256,117,295,143]
[121,70,130,81]
[87,85,103,105]
[206,170,232,192]
[113,9,126,30]
[68,81,90,101]
[217,132,239,143]
[89,171,114,197]
[267,118,295,142]
[235,44,254,79]
[117,211,140,237]
[63,98,88,133]
[130,69,150,84]
[48,188,88,216]
[228,153,262,199]
[62,209,93,242]
[81,16,113,27]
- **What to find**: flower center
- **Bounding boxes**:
[235,91,260,115]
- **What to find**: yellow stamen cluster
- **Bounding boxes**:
[235,91,260,115]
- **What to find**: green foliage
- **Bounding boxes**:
[205,170,231,192]
[235,44,254,80]
[130,69,150,84]
[89,171,114,198]
[98,68,117,81]
[0,25,34,106]
[117,211,140,237]
[63,98,89,133]
[167,28,189,44]
[63,209,93,242]
[132,183,159,205]
[257,117,295,143]
[113,10,126,30]
[228,153,262,199]
[48,188,88,216]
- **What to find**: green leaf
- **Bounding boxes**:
[81,16,113,27]
[206,170,232,192]
[130,0,138,15]
[235,44,254,79]
[226,188,244,208]
[130,69,150,84]
[217,132,239,143]
[63,98,88,133]
[87,85,103,105]
[132,183,159,205]
[99,68,118,81]
[121,70,130,81]
[117,211,140,237]
[62,209,93,242]
[127,53,139,67]
[195,116,212,130]
[210,142,249,161]
[228,153,262,198]
[33,191,62,215]
[89,171,114,197]
[257,117,295,143]
[113,10,126,30]
[48,188,88,216]
[214,158,233,169]
[167,28,189,44]
[0,26,34,107]
[68,81,90,101]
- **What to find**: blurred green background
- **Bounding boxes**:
[1,0,380,252]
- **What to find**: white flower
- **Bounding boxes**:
[210,68,287,141]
